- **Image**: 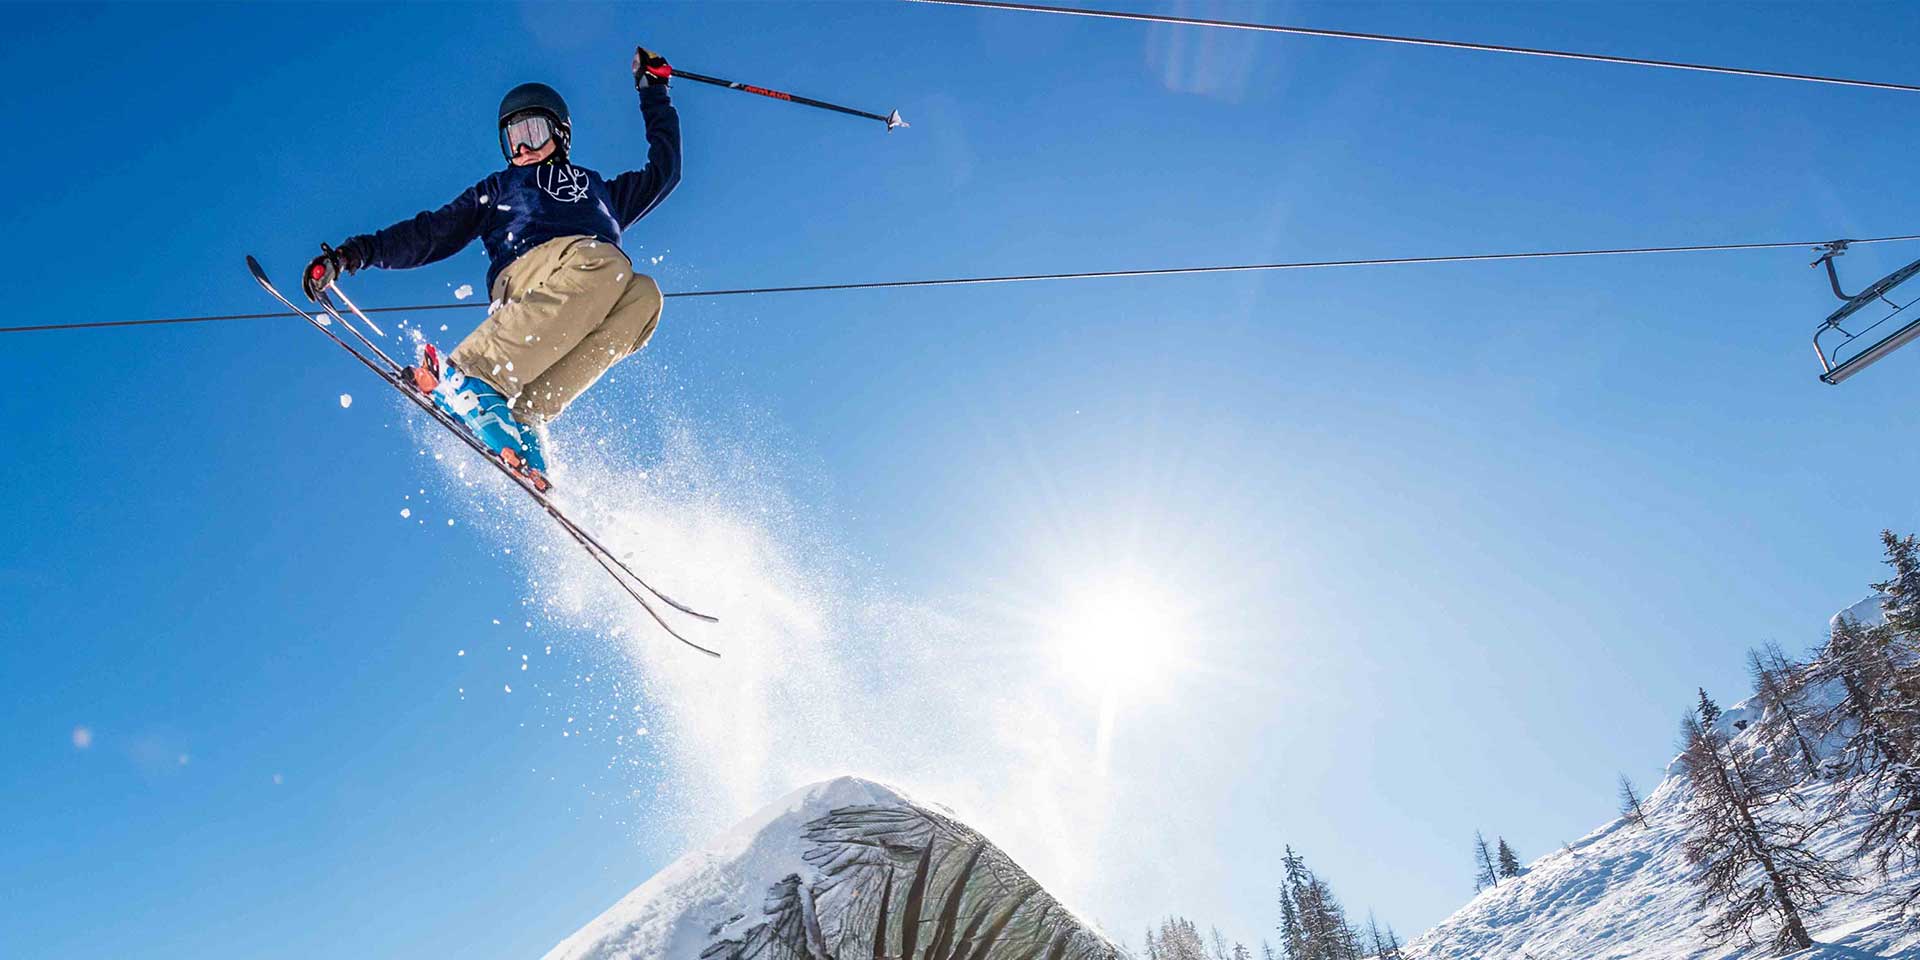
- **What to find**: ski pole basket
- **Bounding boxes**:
[1811,240,1920,384]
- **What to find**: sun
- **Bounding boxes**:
[1050,575,1183,697]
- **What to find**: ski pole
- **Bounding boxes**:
[674,69,907,131]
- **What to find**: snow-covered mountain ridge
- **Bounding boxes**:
[547,777,1121,960]
[1404,596,1920,960]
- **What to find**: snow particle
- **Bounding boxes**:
[338,394,353,409]
[457,649,466,657]
[71,726,92,749]
[400,508,411,519]
[454,284,474,301]
[272,773,284,785]
[446,519,455,527]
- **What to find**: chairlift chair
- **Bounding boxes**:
[1811,240,1920,384]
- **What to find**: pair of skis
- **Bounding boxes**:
[245,256,721,658]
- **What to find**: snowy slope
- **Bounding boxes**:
[547,776,1121,960]
[1404,597,1920,960]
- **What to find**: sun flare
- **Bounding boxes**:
[1051,576,1184,697]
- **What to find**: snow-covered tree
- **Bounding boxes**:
[1472,831,1500,891]
[1154,918,1210,960]
[1279,847,1361,960]
[1876,529,1920,636]
[1496,837,1521,879]
[1812,531,1920,905]
[1617,773,1649,828]
[1678,697,1852,952]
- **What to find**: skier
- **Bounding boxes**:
[301,46,681,490]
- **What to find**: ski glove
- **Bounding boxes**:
[302,242,364,302]
[633,46,671,89]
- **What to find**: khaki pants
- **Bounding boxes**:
[451,235,662,426]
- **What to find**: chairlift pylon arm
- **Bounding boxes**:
[1813,240,1857,302]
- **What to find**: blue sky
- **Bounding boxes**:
[7,1,1920,956]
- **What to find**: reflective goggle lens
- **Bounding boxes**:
[501,113,555,158]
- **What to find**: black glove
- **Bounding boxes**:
[302,242,364,302]
[632,46,671,89]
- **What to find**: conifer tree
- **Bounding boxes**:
[1617,773,1650,828]
[1278,849,1308,960]
[1746,642,1822,776]
[1259,941,1277,960]
[1876,529,1920,636]
[1362,912,1405,959]
[1154,918,1210,960]
[1278,846,1364,960]
[1496,837,1522,879]
[1679,699,1850,951]
[1815,534,1920,905]
[1472,831,1500,891]
[1697,688,1721,728]
[1380,924,1404,960]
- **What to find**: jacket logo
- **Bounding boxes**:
[537,164,590,203]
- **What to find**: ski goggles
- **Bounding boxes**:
[500,112,558,159]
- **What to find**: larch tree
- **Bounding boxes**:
[1617,773,1650,828]
[1472,831,1500,892]
[1678,697,1851,952]
[1380,924,1405,960]
[1816,531,1920,905]
[1746,642,1822,777]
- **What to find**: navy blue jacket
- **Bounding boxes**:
[341,86,680,292]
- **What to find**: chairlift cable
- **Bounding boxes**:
[8,233,1920,335]
[904,0,1920,94]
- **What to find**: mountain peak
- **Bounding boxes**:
[547,776,1118,960]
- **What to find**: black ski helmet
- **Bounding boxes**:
[498,82,570,160]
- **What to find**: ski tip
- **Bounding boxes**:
[886,109,908,131]
[245,255,269,282]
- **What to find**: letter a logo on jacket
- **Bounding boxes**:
[537,164,590,203]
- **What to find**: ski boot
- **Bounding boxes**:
[403,344,552,493]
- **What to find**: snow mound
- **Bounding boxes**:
[1406,597,1919,960]
[547,776,1121,960]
